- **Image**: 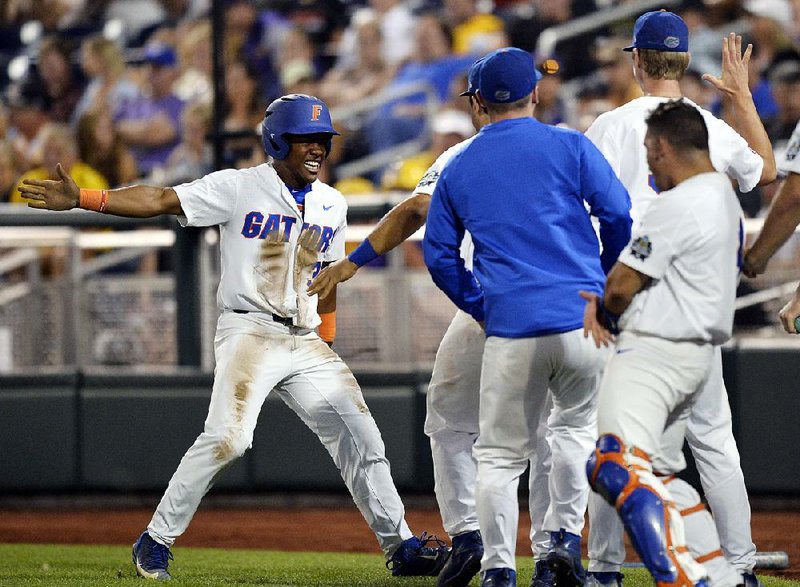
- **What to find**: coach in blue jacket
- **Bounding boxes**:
[423,48,632,587]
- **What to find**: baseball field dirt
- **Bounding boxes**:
[0,495,797,580]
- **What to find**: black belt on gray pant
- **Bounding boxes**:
[232,309,293,327]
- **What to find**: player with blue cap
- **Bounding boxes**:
[423,46,632,587]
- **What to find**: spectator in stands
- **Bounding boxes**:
[73,35,139,123]
[743,0,796,75]
[276,26,320,95]
[364,13,475,174]
[382,108,475,192]
[765,60,800,151]
[116,42,185,177]
[318,17,396,107]
[336,0,416,72]
[680,68,717,110]
[224,0,290,103]
[444,0,507,55]
[151,100,213,185]
[76,107,138,188]
[4,78,53,170]
[174,19,213,104]
[38,36,86,124]
[592,37,643,108]
[507,0,602,80]
[223,61,264,169]
[0,141,17,203]
[533,58,568,126]
[12,123,107,203]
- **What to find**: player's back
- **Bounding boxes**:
[586,96,762,228]
[437,116,626,337]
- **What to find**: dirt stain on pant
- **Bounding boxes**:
[213,336,264,462]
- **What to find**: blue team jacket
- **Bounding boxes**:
[423,117,632,338]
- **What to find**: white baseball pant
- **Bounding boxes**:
[595,332,741,587]
[475,329,605,571]
[425,309,553,557]
[147,311,413,556]
[589,345,756,575]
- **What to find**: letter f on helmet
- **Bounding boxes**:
[261,94,340,160]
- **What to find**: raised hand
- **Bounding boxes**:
[702,32,752,99]
[19,163,80,211]
[307,257,358,299]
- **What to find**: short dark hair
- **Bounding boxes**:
[645,99,709,152]
[484,93,532,115]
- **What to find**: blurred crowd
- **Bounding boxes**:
[0,0,799,217]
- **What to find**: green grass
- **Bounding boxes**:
[0,544,797,587]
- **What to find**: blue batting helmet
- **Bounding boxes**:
[261,94,340,160]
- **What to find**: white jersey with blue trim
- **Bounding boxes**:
[414,135,478,271]
[586,96,762,229]
[617,172,743,345]
[778,120,800,176]
[174,163,347,328]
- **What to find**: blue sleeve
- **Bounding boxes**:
[579,136,633,274]
[423,174,485,322]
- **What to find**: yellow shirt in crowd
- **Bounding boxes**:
[11,162,109,204]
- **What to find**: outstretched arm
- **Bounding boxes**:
[743,172,800,276]
[702,33,777,185]
[19,163,183,217]
[307,192,431,298]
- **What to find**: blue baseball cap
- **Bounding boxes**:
[143,42,177,67]
[624,11,689,52]
[476,47,542,104]
[460,56,486,96]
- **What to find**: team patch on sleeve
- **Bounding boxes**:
[630,235,652,261]
[417,169,440,188]
[787,139,800,162]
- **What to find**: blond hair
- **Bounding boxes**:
[637,49,690,81]
[84,36,126,77]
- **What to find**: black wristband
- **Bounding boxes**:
[598,303,621,335]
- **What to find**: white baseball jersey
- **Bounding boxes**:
[415,136,477,270]
[778,120,800,176]
[586,96,762,228]
[174,163,347,329]
[618,172,743,345]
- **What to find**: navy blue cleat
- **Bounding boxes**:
[530,559,557,587]
[132,530,173,581]
[481,567,517,586]
[541,529,586,587]
[742,572,764,587]
[387,532,451,576]
[437,530,484,587]
[585,571,624,587]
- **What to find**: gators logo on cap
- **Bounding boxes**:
[311,104,323,121]
[664,36,680,49]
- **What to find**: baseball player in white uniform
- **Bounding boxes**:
[19,94,450,581]
[583,13,776,587]
[744,119,800,282]
[309,59,555,587]
[582,99,745,587]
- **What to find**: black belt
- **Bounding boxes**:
[232,309,294,327]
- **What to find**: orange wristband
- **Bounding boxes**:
[79,188,109,212]
[318,311,336,343]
